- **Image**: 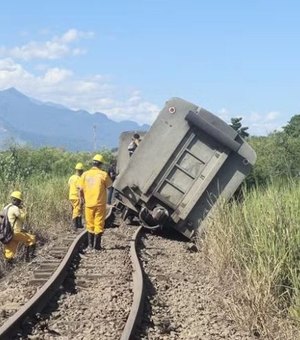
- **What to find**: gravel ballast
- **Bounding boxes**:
[137,230,256,340]
[24,223,136,340]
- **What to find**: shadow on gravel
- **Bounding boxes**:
[14,252,82,339]
[126,216,189,243]
[104,245,130,251]
[144,225,189,243]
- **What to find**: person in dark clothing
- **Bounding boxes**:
[128,133,141,157]
[107,161,117,204]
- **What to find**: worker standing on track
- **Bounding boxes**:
[68,162,84,231]
[3,191,36,263]
[79,154,112,251]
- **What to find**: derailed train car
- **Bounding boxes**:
[113,98,256,239]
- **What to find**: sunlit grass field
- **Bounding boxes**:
[0,175,71,232]
[0,176,72,274]
[203,179,300,337]
[0,146,115,275]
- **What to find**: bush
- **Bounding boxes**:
[0,145,116,184]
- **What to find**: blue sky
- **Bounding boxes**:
[0,0,299,135]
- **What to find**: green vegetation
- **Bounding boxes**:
[204,182,300,337]
[0,145,115,275]
[202,114,300,338]
[0,144,115,184]
[230,117,249,138]
[1,115,299,337]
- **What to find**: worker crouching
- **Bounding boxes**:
[3,191,36,263]
[68,162,84,231]
[79,154,112,250]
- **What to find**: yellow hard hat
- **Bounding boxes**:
[11,191,22,201]
[75,162,84,170]
[93,154,105,163]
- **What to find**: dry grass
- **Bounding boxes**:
[0,175,72,276]
[201,179,300,339]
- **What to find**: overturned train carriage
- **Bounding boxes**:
[114,98,256,239]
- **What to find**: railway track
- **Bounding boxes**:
[0,220,256,340]
[0,222,144,340]
[136,229,256,340]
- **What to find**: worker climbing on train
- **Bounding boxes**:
[68,162,84,231]
[128,133,141,157]
[79,154,112,251]
[107,160,117,204]
[2,191,36,263]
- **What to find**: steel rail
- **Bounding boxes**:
[0,230,87,339]
[0,224,145,340]
[120,226,144,340]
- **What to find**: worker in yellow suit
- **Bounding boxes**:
[3,191,36,263]
[68,162,84,231]
[79,154,112,250]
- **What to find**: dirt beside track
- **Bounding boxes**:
[137,230,256,340]
[0,229,76,328]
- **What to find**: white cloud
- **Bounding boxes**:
[0,57,285,130]
[104,98,159,124]
[60,29,80,43]
[0,58,159,125]
[265,111,279,122]
[248,112,262,122]
[247,111,283,134]
[59,29,94,43]
[0,58,34,83]
[43,68,73,84]
[0,29,94,61]
[217,108,231,123]
[216,107,285,136]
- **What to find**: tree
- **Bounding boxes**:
[229,117,249,138]
[283,115,300,138]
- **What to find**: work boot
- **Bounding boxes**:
[5,258,15,270]
[87,232,94,249]
[25,246,30,262]
[80,216,84,228]
[29,244,36,259]
[77,216,83,229]
[25,244,36,262]
[93,233,102,251]
[72,218,78,231]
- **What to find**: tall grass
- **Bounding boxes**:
[0,175,71,232]
[203,179,300,337]
[0,175,72,274]
[0,146,116,275]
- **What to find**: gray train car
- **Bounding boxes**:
[114,98,256,239]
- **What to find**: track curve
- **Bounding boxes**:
[121,226,144,340]
[0,230,86,339]
[0,224,145,339]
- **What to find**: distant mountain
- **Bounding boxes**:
[0,88,150,151]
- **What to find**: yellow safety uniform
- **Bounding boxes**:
[3,204,36,260]
[79,167,112,235]
[68,174,82,219]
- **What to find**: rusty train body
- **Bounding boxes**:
[113,98,256,239]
